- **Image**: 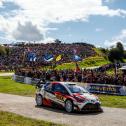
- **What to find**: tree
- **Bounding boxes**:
[116,42,124,52]
[5,47,10,56]
[116,42,124,59]
[0,45,6,56]
[54,39,62,44]
[108,42,124,63]
[100,48,107,54]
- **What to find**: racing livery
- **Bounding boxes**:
[35,82,102,113]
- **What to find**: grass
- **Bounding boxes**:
[79,56,110,68]
[98,94,126,108]
[0,76,35,96]
[93,48,103,57]
[0,111,63,126]
[56,56,110,70]
[106,68,115,76]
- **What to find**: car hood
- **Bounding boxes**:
[73,93,97,100]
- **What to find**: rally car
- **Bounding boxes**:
[35,81,102,113]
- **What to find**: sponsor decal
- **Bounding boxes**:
[55,94,65,101]
[87,84,126,96]
[15,76,24,83]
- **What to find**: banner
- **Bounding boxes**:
[73,55,82,61]
[86,83,126,96]
[56,55,62,62]
[28,52,37,62]
[15,75,24,83]
[44,54,54,62]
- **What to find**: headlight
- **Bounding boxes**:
[74,96,86,102]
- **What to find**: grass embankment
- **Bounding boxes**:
[98,94,126,108]
[56,56,110,70]
[0,76,126,108]
[0,111,63,126]
[0,76,35,96]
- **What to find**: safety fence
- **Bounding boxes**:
[12,75,40,85]
[13,74,126,96]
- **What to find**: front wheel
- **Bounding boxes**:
[65,100,73,113]
[36,95,43,106]
[98,107,103,112]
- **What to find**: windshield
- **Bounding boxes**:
[66,84,88,94]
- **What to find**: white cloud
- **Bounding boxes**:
[104,0,115,3]
[12,22,43,41]
[104,39,126,49]
[104,29,126,48]
[95,28,103,32]
[104,40,118,48]
[0,0,126,42]
[42,37,55,43]
[0,0,4,7]
[114,29,126,41]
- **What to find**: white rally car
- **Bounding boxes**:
[35,81,102,113]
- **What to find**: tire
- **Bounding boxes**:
[36,94,43,106]
[98,107,103,113]
[65,100,73,113]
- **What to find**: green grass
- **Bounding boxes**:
[0,111,63,126]
[123,59,126,62]
[56,56,110,70]
[93,48,103,57]
[0,76,35,96]
[106,68,115,76]
[98,94,126,108]
[79,56,110,68]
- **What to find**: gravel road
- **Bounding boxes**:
[0,93,126,126]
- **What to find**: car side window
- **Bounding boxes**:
[54,84,69,94]
[44,83,52,92]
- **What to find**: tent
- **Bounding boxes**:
[119,66,126,70]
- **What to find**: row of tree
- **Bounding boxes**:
[100,42,125,63]
[0,45,10,56]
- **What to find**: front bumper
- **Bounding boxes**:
[73,100,102,112]
[81,103,102,112]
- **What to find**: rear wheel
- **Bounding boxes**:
[65,100,73,113]
[36,95,43,106]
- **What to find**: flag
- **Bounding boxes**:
[44,54,54,62]
[23,51,26,62]
[75,62,80,73]
[28,52,37,62]
[56,55,62,62]
[27,47,32,52]
[73,55,82,61]
[73,49,77,54]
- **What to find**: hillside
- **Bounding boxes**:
[55,56,110,70]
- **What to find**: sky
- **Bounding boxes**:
[0,0,126,48]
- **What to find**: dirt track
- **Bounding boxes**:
[0,93,126,126]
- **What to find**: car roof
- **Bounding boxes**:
[51,81,77,85]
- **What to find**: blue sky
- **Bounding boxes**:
[0,0,126,48]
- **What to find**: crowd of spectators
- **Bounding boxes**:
[1,42,126,85]
[0,42,95,71]
[15,63,126,86]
